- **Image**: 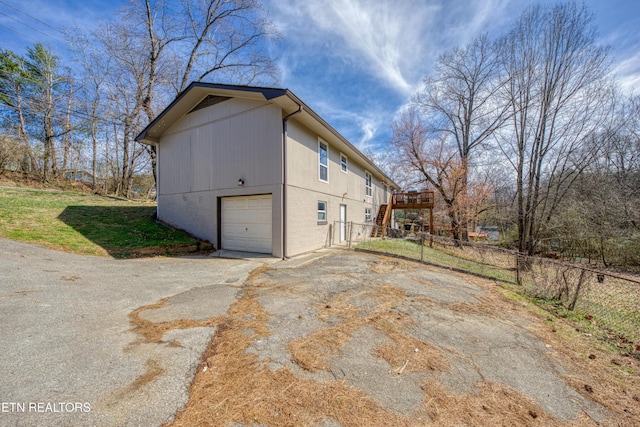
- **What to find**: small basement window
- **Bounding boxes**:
[365,208,372,222]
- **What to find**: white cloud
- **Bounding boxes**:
[269,1,424,95]
[304,98,386,150]
[268,0,640,149]
[598,20,640,96]
[614,54,640,95]
[268,0,512,95]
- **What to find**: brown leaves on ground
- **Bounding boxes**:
[129,254,640,426]
[128,297,223,344]
[167,266,571,426]
[170,290,411,427]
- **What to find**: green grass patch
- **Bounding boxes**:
[0,187,199,257]
[357,239,514,282]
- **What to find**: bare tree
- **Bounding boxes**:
[0,49,39,173]
[176,0,279,92]
[415,34,509,239]
[0,45,73,181]
[72,0,278,197]
[25,44,68,181]
[0,135,24,174]
[497,2,612,254]
[69,31,108,189]
[61,70,74,173]
[553,95,640,268]
[390,107,487,240]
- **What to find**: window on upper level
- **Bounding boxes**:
[340,153,348,173]
[365,171,372,197]
[319,140,328,182]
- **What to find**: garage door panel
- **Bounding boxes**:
[222,195,272,254]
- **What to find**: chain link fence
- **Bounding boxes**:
[332,222,640,349]
[516,254,640,347]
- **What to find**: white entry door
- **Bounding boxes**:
[221,195,272,253]
[339,204,347,242]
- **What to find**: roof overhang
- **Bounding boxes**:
[135,82,399,189]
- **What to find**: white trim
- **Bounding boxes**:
[317,200,327,223]
[339,204,347,242]
[318,139,329,183]
[365,207,372,222]
[340,152,348,174]
[155,146,160,218]
[365,170,372,198]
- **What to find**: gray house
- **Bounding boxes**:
[136,83,399,258]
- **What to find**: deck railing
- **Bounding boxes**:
[391,191,434,209]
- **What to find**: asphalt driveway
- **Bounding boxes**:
[0,238,264,426]
[1,238,629,426]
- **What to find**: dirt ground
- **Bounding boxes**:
[140,251,639,426]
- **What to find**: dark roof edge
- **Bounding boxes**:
[135,82,288,143]
[136,82,398,189]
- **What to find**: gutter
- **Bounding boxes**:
[281,105,303,260]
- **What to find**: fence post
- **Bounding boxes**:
[515,252,521,285]
[328,223,333,247]
[420,233,424,262]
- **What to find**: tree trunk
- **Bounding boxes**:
[15,88,39,174]
[62,77,73,173]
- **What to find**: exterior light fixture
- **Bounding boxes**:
[238,179,244,186]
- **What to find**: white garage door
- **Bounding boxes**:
[221,195,272,253]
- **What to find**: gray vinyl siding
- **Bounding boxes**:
[154,94,389,257]
[156,98,284,256]
[159,98,282,193]
[285,120,386,255]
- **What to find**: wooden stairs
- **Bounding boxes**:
[371,204,387,237]
[370,191,435,238]
[371,195,394,237]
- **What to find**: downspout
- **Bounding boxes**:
[282,104,303,260]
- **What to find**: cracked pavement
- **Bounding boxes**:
[0,239,617,426]
[0,238,263,426]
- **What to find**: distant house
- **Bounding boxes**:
[474,225,500,241]
[136,83,399,258]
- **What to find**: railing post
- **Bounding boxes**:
[429,207,433,248]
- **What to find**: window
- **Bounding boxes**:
[317,201,327,223]
[365,208,372,222]
[319,140,328,182]
[340,153,348,173]
[365,171,372,197]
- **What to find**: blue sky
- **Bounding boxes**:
[1,0,639,152]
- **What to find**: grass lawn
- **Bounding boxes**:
[357,239,515,282]
[0,187,200,257]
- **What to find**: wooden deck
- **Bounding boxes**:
[391,191,434,209]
